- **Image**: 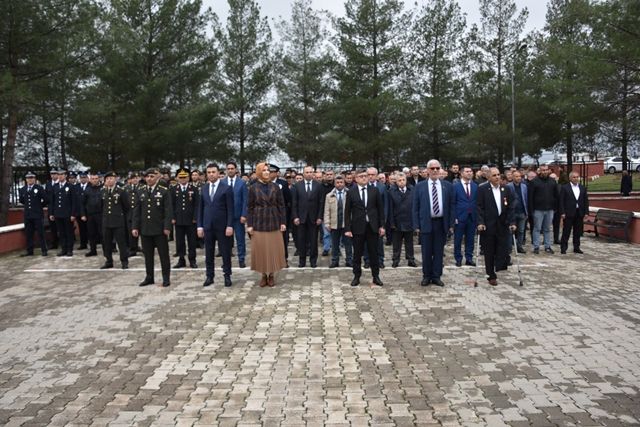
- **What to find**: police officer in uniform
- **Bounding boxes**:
[125,172,142,256]
[132,168,173,287]
[171,169,199,268]
[49,169,79,257]
[101,171,130,269]
[19,172,48,256]
[77,171,90,249]
[80,173,103,256]
[45,169,60,250]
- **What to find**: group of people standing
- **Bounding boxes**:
[18,158,590,288]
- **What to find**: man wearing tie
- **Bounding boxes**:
[506,171,528,253]
[453,166,478,267]
[19,172,48,256]
[197,163,235,287]
[412,159,455,287]
[77,172,90,250]
[226,161,248,268]
[344,169,386,286]
[49,169,79,257]
[292,165,324,268]
[559,171,589,255]
[477,168,516,286]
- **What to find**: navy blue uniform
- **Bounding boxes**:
[49,181,79,256]
[19,184,48,255]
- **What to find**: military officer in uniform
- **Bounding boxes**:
[100,172,130,269]
[171,169,199,268]
[80,173,103,256]
[49,169,79,257]
[125,173,141,256]
[132,168,173,287]
[19,172,48,256]
[45,169,60,250]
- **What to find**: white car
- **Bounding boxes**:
[603,156,635,173]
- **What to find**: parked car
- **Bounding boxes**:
[603,156,634,174]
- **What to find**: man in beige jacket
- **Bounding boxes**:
[323,175,353,268]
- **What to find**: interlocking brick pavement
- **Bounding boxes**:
[0,235,639,426]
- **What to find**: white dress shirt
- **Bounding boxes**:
[491,185,502,216]
[429,179,442,218]
[571,183,580,207]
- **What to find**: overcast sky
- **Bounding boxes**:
[203,0,549,34]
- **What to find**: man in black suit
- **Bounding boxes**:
[292,165,324,268]
[45,169,60,250]
[388,172,416,268]
[477,167,516,286]
[76,171,90,250]
[19,172,48,256]
[270,164,292,264]
[559,171,589,254]
[344,169,386,287]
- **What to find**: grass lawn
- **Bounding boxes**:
[585,173,632,192]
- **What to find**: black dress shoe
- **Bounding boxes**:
[561,249,567,254]
[363,262,370,269]
[203,277,214,287]
[322,250,329,256]
[100,263,113,269]
[20,252,34,257]
[41,251,48,257]
[224,276,232,287]
[57,251,67,257]
[432,279,445,287]
[65,253,73,257]
[372,276,384,287]
[517,247,526,254]
[162,281,170,287]
[420,278,430,286]
[173,260,186,269]
[350,276,360,287]
[129,251,138,257]
[239,261,246,268]
[545,248,554,254]
[121,263,129,269]
[455,260,462,267]
[533,248,539,254]
[85,252,97,257]
[189,262,198,268]
[297,263,306,268]
[408,260,417,267]
[329,262,339,268]
[465,260,476,267]
[379,262,385,269]
[345,261,353,267]
[78,245,87,250]
[139,279,154,287]
[573,248,584,254]
[391,261,399,268]
[215,252,222,257]
[310,262,317,268]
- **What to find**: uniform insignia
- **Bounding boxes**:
[65,187,69,192]
[34,189,38,194]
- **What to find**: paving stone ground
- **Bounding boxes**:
[0,235,639,426]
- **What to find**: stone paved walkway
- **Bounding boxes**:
[0,236,639,426]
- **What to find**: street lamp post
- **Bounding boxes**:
[511,43,527,167]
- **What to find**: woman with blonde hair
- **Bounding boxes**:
[246,162,287,286]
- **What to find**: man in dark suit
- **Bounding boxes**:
[477,167,516,286]
[76,171,90,250]
[559,171,589,254]
[452,166,478,267]
[80,173,103,257]
[132,168,173,287]
[45,169,60,250]
[388,172,416,268]
[19,172,48,256]
[344,169,386,286]
[364,167,388,269]
[171,169,199,269]
[49,169,79,257]
[506,171,528,253]
[412,159,455,287]
[225,161,248,268]
[197,163,235,287]
[270,164,292,264]
[292,165,324,268]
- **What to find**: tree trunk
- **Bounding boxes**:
[565,121,573,172]
[43,109,50,172]
[621,66,629,171]
[60,100,67,170]
[0,106,18,226]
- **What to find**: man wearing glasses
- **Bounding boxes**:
[412,159,455,287]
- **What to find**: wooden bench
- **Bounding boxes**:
[584,209,634,242]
